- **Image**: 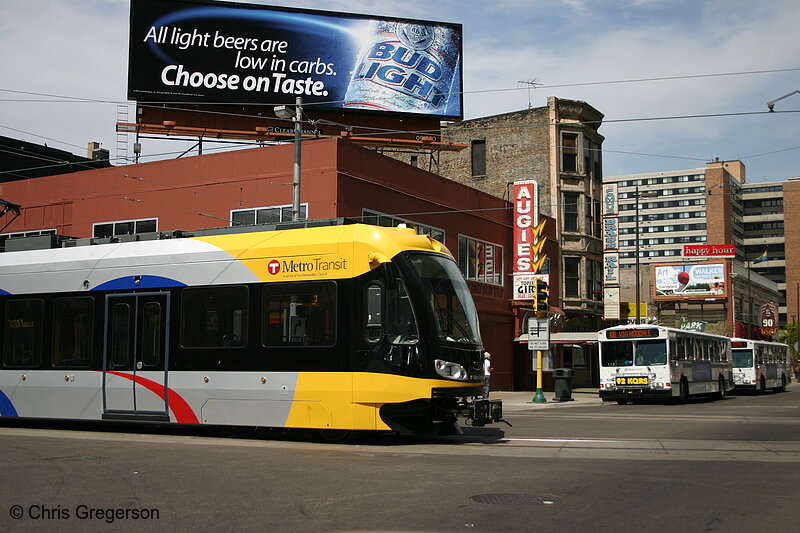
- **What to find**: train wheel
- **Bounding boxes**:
[217,425,258,438]
[316,429,354,442]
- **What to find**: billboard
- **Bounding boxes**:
[128,0,463,119]
[654,263,727,299]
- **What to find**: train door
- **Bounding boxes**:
[102,292,170,420]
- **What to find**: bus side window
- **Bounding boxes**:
[365,283,384,342]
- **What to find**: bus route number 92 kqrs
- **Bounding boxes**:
[615,376,649,386]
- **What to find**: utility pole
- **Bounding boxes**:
[274,96,303,221]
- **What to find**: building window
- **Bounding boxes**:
[561,132,579,173]
[563,192,580,232]
[564,257,580,298]
[362,209,445,243]
[471,140,486,177]
[94,218,157,238]
[0,229,56,251]
[457,235,503,286]
[410,155,419,168]
[231,203,308,226]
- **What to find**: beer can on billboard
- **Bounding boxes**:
[344,20,460,115]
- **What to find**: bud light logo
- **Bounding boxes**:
[267,260,281,275]
[344,21,460,115]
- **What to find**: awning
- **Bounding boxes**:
[514,331,599,344]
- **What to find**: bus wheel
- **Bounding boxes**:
[616,400,628,405]
[778,376,787,393]
[678,379,689,404]
[714,377,726,401]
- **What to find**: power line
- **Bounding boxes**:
[3,67,799,106]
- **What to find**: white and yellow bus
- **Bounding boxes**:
[730,338,790,393]
[598,325,733,404]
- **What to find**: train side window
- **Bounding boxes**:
[110,303,132,368]
[3,298,44,368]
[365,283,384,342]
[140,302,161,367]
[52,297,93,368]
[263,282,336,347]
[387,280,419,345]
[181,286,248,348]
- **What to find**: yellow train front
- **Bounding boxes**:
[0,219,503,436]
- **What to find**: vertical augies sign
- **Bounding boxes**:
[128,0,463,118]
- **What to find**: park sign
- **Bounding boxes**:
[128,0,463,119]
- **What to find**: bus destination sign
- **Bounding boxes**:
[606,328,660,340]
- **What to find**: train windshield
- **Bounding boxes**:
[601,339,667,367]
[732,349,753,368]
[408,254,481,345]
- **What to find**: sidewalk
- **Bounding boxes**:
[490,388,602,410]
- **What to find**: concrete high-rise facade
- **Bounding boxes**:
[604,161,796,335]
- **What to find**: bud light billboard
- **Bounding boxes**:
[128,0,463,119]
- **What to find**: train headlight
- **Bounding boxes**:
[435,359,468,381]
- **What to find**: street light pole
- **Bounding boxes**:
[635,186,642,324]
[633,186,658,324]
[274,96,304,222]
[291,96,302,221]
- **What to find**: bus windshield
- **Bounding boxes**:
[408,254,481,345]
[601,339,667,367]
[732,349,753,368]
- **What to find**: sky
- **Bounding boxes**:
[1,0,799,183]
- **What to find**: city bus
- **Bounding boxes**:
[0,219,502,437]
[730,338,791,393]
[598,324,733,404]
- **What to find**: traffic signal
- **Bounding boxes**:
[534,279,549,315]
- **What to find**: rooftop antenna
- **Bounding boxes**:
[518,78,542,109]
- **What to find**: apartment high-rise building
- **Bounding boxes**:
[605,161,796,334]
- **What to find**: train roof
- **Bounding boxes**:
[0,219,453,295]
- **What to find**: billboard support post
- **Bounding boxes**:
[634,187,659,323]
[292,97,302,222]
[275,97,303,221]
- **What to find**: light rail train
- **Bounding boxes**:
[0,219,502,436]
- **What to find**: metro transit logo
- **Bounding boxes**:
[267,259,281,275]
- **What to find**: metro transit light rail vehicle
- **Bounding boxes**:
[0,219,502,436]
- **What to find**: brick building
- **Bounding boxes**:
[379,97,606,386]
[0,137,565,391]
